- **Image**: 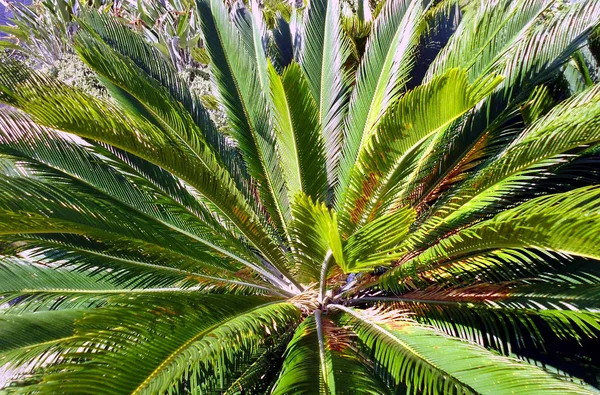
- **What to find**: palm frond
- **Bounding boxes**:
[290,193,345,282]
[422,83,600,244]
[223,328,293,394]
[269,62,329,203]
[11,294,299,395]
[0,110,256,265]
[300,0,352,188]
[337,68,502,233]
[425,0,549,82]
[271,312,389,395]
[0,255,114,290]
[381,186,600,292]
[2,236,274,295]
[352,282,600,355]
[75,9,240,178]
[402,0,600,213]
[336,0,425,208]
[197,0,293,243]
[333,305,598,395]
[0,309,83,378]
[0,62,297,292]
[344,206,415,272]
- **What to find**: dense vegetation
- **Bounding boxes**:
[1,0,600,393]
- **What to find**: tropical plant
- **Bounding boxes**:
[0,0,73,64]
[0,0,201,69]
[1,0,600,393]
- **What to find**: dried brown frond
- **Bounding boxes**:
[357,305,414,331]
[321,316,354,353]
[289,285,319,315]
[402,283,514,303]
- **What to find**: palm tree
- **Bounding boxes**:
[1,0,600,393]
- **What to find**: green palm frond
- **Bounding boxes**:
[0,309,83,378]
[353,282,600,355]
[290,192,345,282]
[1,238,273,296]
[338,68,502,233]
[333,305,598,395]
[0,111,252,260]
[231,0,272,97]
[223,329,293,394]
[300,0,351,187]
[75,10,245,181]
[425,0,549,82]
[0,61,298,291]
[402,0,600,214]
[344,206,415,272]
[269,62,329,202]
[197,0,292,242]
[336,0,426,208]
[271,312,389,395]
[0,257,130,312]
[9,294,298,394]
[426,83,600,238]
[381,186,600,292]
[2,0,600,392]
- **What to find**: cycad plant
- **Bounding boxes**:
[2,0,600,393]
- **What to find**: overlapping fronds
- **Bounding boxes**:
[6,294,298,394]
[1,0,600,392]
[271,312,389,394]
[333,305,598,395]
[336,0,426,207]
[425,0,550,82]
[0,60,296,291]
[381,186,600,293]
[401,0,600,216]
[355,282,600,355]
[337,68,502,233]
[300,0,351,186]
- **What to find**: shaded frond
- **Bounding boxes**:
[333,305,597,395]
[271,312,389,395]
[12,294,298,395]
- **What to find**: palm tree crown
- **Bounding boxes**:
[1,0,600,393]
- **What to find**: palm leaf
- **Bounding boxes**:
[0,62,297,292]
[425,0,549,82]
[381,186,600,292]
[299,0,352,187]
[422,83,600,245]
[269,62,329,203]
[352,283,600,355]
[337,68,502,233]
[0,310,83,380]
[344,206,415,272]
[271,312,389,395]
[401,0,600,213]
[15,294,299,395]
[333,305,598,395]
[335,0,426,208]
[290,193,345,282]
[197,0,292,242]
